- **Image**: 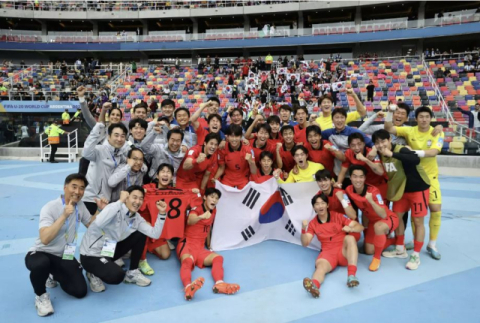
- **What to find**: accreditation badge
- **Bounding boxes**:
[100,239,117,258]
[62,243,76,260]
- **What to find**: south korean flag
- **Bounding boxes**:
[332,81,346,92]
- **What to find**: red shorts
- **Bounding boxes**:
[392,189,429,217]
[147,237,168,252]
[364,214,399,245]
[176,239,212,269]
[349,232,361,242]
[316,247,347,271]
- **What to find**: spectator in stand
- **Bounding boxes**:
[270,24,276,37]
[242,64,249,79]
[457,103,480,131]
[366,80,375,102]
[265,53,273,71]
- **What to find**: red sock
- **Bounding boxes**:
[312,279,320,289]
[180,257,194,287]
[373,234,386,259]
[347,265,357,276]
[413,240,424,253]
[211,256,224,283]
[384,237,396,249]
[396,234,405,246]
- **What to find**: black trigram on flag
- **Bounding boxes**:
[279,187,293,206]
[285,220,296,236]
[242,188,261,209]
[241,226,256,241]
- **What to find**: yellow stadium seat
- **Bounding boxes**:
[177,99,184,104]
[427,91,435,96]
[385,69,391,73]
[429,61,435,65]
[467,100,476,105]
[400,72,407,77]
[415,82,423,87]
[411,68,418,73]
[147,81,153,85]
[469,77,476,81]
[457,62,464,67]
[453,136,467,143]
[449,141,464,154]
[464,81,472,86]
[396,96,404,102]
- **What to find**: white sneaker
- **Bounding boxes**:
[382,248,408,259]
[406,254,421,270]
[167,239,175,250]
[46,274,58,288]
[114,258,125,268]
[124,269,151,287]
[87,272,106,293]
[35,293,54,317]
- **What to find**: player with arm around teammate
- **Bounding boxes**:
[301,193,364,298]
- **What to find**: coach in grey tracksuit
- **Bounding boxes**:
[82,122,127,214]
[80,188,166,291]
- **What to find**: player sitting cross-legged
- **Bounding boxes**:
[177,188,240,301]
[301,193,364,298]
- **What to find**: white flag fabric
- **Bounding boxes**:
[211,178,321,251]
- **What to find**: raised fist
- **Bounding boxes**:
[156,200,167,213]
[196,153,207,164]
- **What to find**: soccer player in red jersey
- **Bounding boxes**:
[301,193,363,298]
[190,101,224,146]
[293,106,310,144]
[138,164,199,276]
[176,133,221,191]
[195,97,220,129]
[315,169,359,240]
[250,151,281,184]
[247,122,275,169]
[305,125,344,174]
[266,115,283,145]
[214,124,257,189]
[275,125,296,174]
[177,188,240,300]
[337,133,388,200]
[345,165,399,271]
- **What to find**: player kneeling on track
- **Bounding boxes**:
[345,165,399,272]
[301,193,364,298]
[80,186,167,292]
[177,188,240,300]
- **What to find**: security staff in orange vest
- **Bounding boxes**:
[46,120,70,163]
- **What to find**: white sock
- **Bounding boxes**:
[428,240,436,249]
[215,280,224,285]
[412,251,420,257]
[396,245,405,252]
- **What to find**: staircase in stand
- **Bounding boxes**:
[40,128,79,163]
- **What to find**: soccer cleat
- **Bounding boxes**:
[406,254,421,270]
[405,241,414,250]
[427,246,441,260]
[114,258,125,268]
[139,259,155,276]
[46,274,58,288]
[213,282,240,295]
[184,277,205,301]
[124,269,151,287]
[303,278,320,298]
[369,258,381,272]
[347,275,360,288]
[35,293,54,317]
[87,272,106,293]
[382,248,408,259]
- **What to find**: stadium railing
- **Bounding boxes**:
[1,13,479,44]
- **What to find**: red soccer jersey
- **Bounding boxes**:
[317,188,351,215]
[184,200,217,246]
[197,117,208,130]
[278,143,296,173]
[195,125,209,146]
[250,168,276,184]
[294,124,307,144]
[305,140,336,174]
[218,142,254,188]
[176,145,219,190]
[267,132,283,146]
[307,211,352,251]
[249,137,275,168]
[341,147,388,187]
[345,185,393,224]
[139,184,200,240]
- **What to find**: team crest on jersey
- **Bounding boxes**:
[427,140,432,147]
